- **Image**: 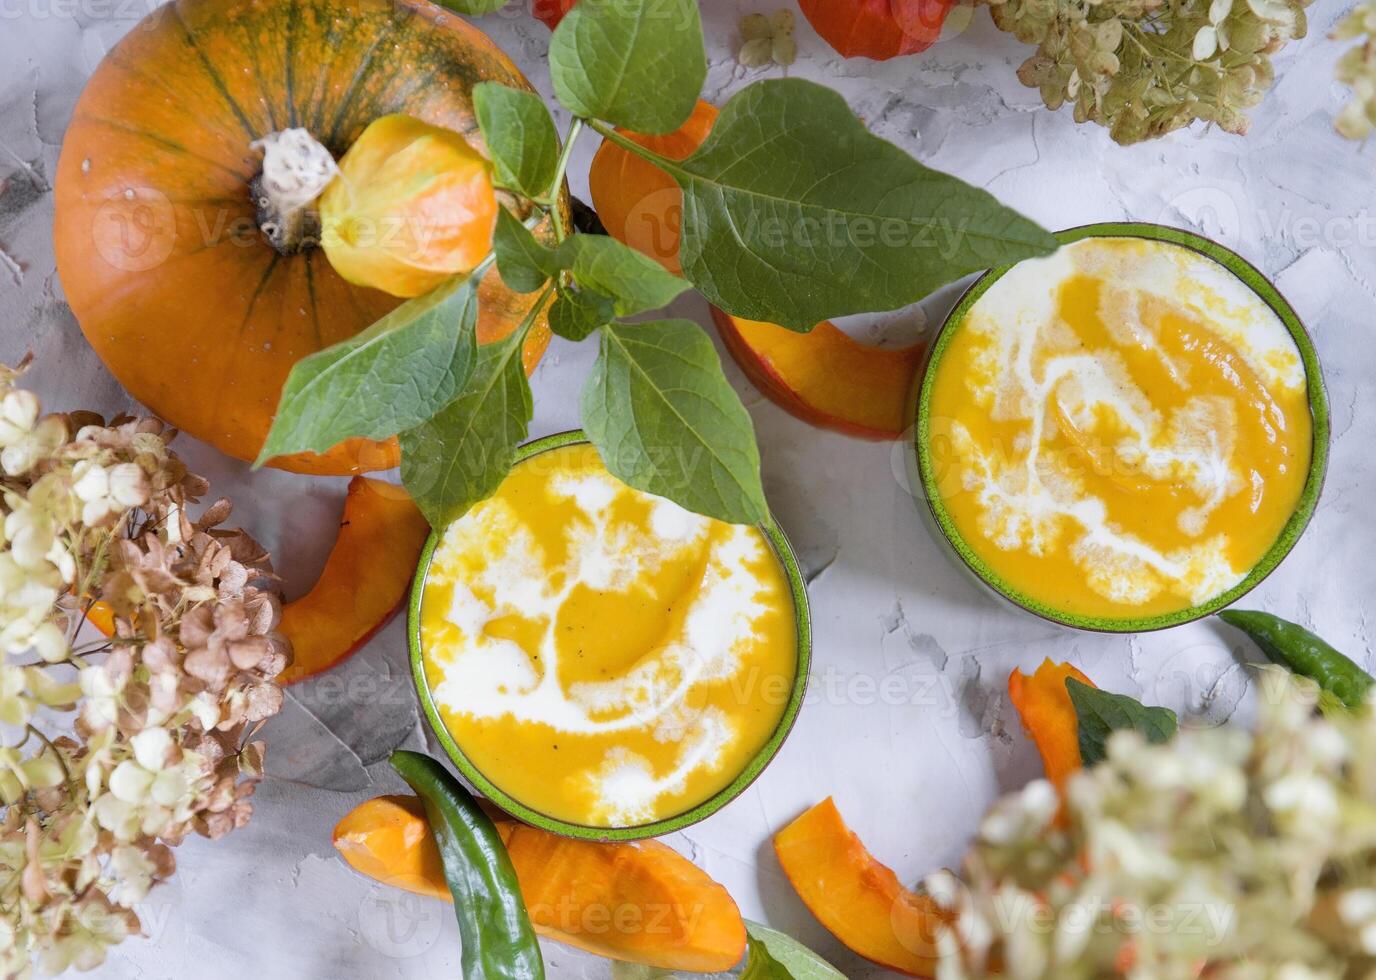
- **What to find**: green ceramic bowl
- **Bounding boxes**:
[912,222,1330,633]
[408,430,813,841]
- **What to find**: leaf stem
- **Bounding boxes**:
[26,724,73,788]
[585,119,686,177]
[545,118,585,242]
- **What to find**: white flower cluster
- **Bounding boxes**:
[934,672,1376,978]
[1334,1,1376,140]
[0,367,288,977]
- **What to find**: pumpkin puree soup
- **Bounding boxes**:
[926,237,1313,621]
[420,444,797,828]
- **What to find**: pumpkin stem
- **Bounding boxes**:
[250,129,339,254]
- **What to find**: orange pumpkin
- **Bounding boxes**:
[54,0,558,475]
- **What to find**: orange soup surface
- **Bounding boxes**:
[926,237,1313,621]
[420,444,797,827]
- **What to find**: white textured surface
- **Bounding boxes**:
[1,0,1373,976]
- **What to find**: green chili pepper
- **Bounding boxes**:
[389,750,544,980]
[1218,609,1373,710]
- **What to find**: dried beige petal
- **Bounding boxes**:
[740,12,771,40]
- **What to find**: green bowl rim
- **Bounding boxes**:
[913,221,1331,634]
[407,429,814,841]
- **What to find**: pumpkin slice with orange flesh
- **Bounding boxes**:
[1008,659,1096,793]
[279,477,430,685]
[589,101,923,440]
[774,797,949,977]
[333,795,748,972]
[712,309,924,440]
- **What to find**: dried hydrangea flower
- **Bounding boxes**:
[981,0,1314,144]
[738,9,799,69]
[1334,1,1376,139]
[935,673,1376,977]
[0,365,289,974]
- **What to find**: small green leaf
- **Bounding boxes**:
[493,208,561,294]
[549,0,706,134]
[1066,678,1178,767]
[558,233,690,315]
[1219,609,1373,711]
[548,286,616,342]
[743,922,846,980]
[256,274,479,464]
[741,936,792,980]
[473,82,562,199]
[665,79,1060,330]
[582,320,767,525]
[433,0,510,13]
[400,326,534,528]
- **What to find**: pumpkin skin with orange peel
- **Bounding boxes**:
[279,476,431,685]
[775,797,949,977]
[333,794,748,972]
[53,0,559,475]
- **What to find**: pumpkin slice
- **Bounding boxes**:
[589,101,923,440]
[774,798,948,977]
[279,478,430,685]
[1008,660,1096,793]
[334,795,747,972]
[713,309,924,440]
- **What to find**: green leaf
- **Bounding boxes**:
[662,79,1060,331]
[549,0,706,134]
[582,319,767,525]
[559,233,690,315]
[255,274,479,464]
[743,922,846,980]
[473,82,562,199]
[399,325,534,528]
[548,286,616,342]
[1219,609,1373,711]
[493,208,561,294]
[433,0,510,13]
[1066,678,1178,767]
